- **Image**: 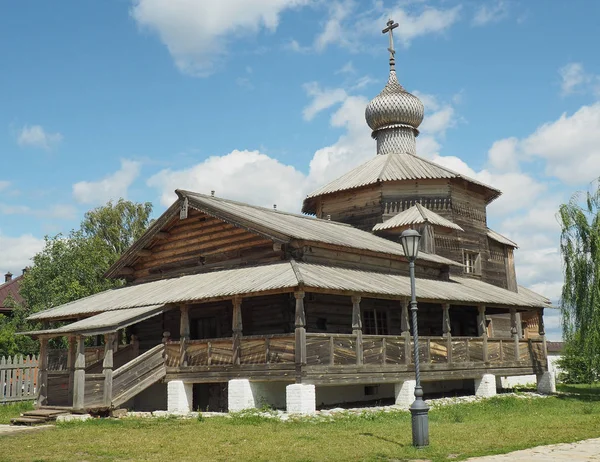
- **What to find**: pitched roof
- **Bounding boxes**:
[105,191,460,278]
[302,153,501,213]
[373,203,464,232]
[29,261,552,322]
[0,274,24,313]
[487,228,519,248]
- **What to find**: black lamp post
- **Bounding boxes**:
[400,228,429,448]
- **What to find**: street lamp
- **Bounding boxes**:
[400,228,429,448]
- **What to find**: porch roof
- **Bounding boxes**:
[21,304,166,338]
[27,261,552,324]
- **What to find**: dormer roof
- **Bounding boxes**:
[373,203,464,232]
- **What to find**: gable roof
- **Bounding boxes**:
[29,261,552,323]
[487,228,519,248]
[373,203,464,232]
[302,153,501,213]
[0,274,24,313]
[105,190,460,278]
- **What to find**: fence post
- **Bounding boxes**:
[73,336,86,410]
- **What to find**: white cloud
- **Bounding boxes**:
[17,125,63,150]
[302,83,348,121]
[0,203,77,220]
[130,0,309,76]
[0,181,10,192]
[0,233,45,275]
[73,159,141,205]
[390,6,462,46]
[336,61,356,75]
[314,0,353,51]
[487,137,519,171]
[559,62,600,96]
[472,1,509,26]
[148,150,306,210]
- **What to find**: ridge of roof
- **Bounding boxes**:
[487,228,519,248]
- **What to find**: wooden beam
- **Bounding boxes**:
[119,266,135,275]
[36,338,49,408]
[103,333,115,407]
[351,295,363,366]
[478,305,488,363]
[294,291,306,369]
[179,305,190,367]
[538,308,547,361]
[442,303,452,364]
[232,298,243,366]
[155,231,170,240]
[180,197,189,220]
[137,249,152,257]
[400,299,411,365]
[73,336,86,410]
[67,336,76,405]
[510,307,519,361]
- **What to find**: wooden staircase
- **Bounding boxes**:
[110,343,166,408]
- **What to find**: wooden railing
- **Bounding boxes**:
[165,334,295,368]
[163,333,545,370]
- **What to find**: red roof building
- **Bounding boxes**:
[0,272,25,314]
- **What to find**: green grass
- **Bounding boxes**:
[0,401,34,424]
[1,390,600,461]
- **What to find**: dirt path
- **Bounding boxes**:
[466,437,600,461]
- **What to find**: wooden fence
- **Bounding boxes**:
[1,354,39,403]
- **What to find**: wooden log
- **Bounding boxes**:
[478,305,489,362]
[351,295,363,366]
[73,336,86,410]
[510,308,520,361]
[295,291,306,366]
[401,299,411,365]
[37,338,49,407]
[232,297,243,366]
[180,305,190,367]
[103,333,115,407]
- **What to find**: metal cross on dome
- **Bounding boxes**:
[382,19,399,64]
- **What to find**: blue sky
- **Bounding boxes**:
[2,0,600,340]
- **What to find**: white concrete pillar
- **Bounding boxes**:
[286,384,316,415]
[394,380,416,409]
[536,371,556,394]
[167,380,193,413]
[474,373,497,397]
[228,379,256,412]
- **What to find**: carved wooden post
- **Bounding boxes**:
[67,336,77,405]
[103,333,115,407]
[232,297,243,366]
[401,299,411,364]
[131,334,139,358]
[442,303,452,363]
[351,295,363,365]
[180,305,190,367]
[478,305,488,363]
[73,336,86,410]
[510,308,520,361]
[294,291,306,366]
[37,337,49,407]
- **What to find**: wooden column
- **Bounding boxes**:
[67,336,76,405]
[401,299,411,364]
[442,303,452,363]
[478,305,488,363]
[73,336,86,410]
[538,308,547,360]
[180,305,190,367]
[131,334,140,358]
[37,337,49,407]
[232,297,243,366]
[103,332,115,407]
[294,291,306,367]
[351,295,363,365]
[510,308,520,361]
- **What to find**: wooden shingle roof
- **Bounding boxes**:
[373,203,464,232]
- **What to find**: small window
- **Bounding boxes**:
[463,251,480,275]
[363,310,388,335]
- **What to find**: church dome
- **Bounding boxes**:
[365,69,424,132]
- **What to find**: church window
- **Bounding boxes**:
[363,310,389,335]
[463,251,481,275]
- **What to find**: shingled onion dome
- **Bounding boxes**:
[365,38,424,156]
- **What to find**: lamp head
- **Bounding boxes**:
[400,228,421,260]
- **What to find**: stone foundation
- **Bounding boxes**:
[167,380,193,413]
[394,380,416,409]
[536,371,556,394]
[474,374,497,397]
[286,384,316,415]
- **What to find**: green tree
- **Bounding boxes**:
[0,295,39,357]
[558,188,600,382]
[18,199,152,314]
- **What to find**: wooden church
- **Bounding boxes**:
[22,21,554,415]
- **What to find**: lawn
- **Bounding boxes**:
[1,388,600,462]
[0,401,33,425]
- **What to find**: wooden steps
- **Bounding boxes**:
[11,408,70,426]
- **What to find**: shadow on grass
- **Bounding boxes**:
[359,432,406,448]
